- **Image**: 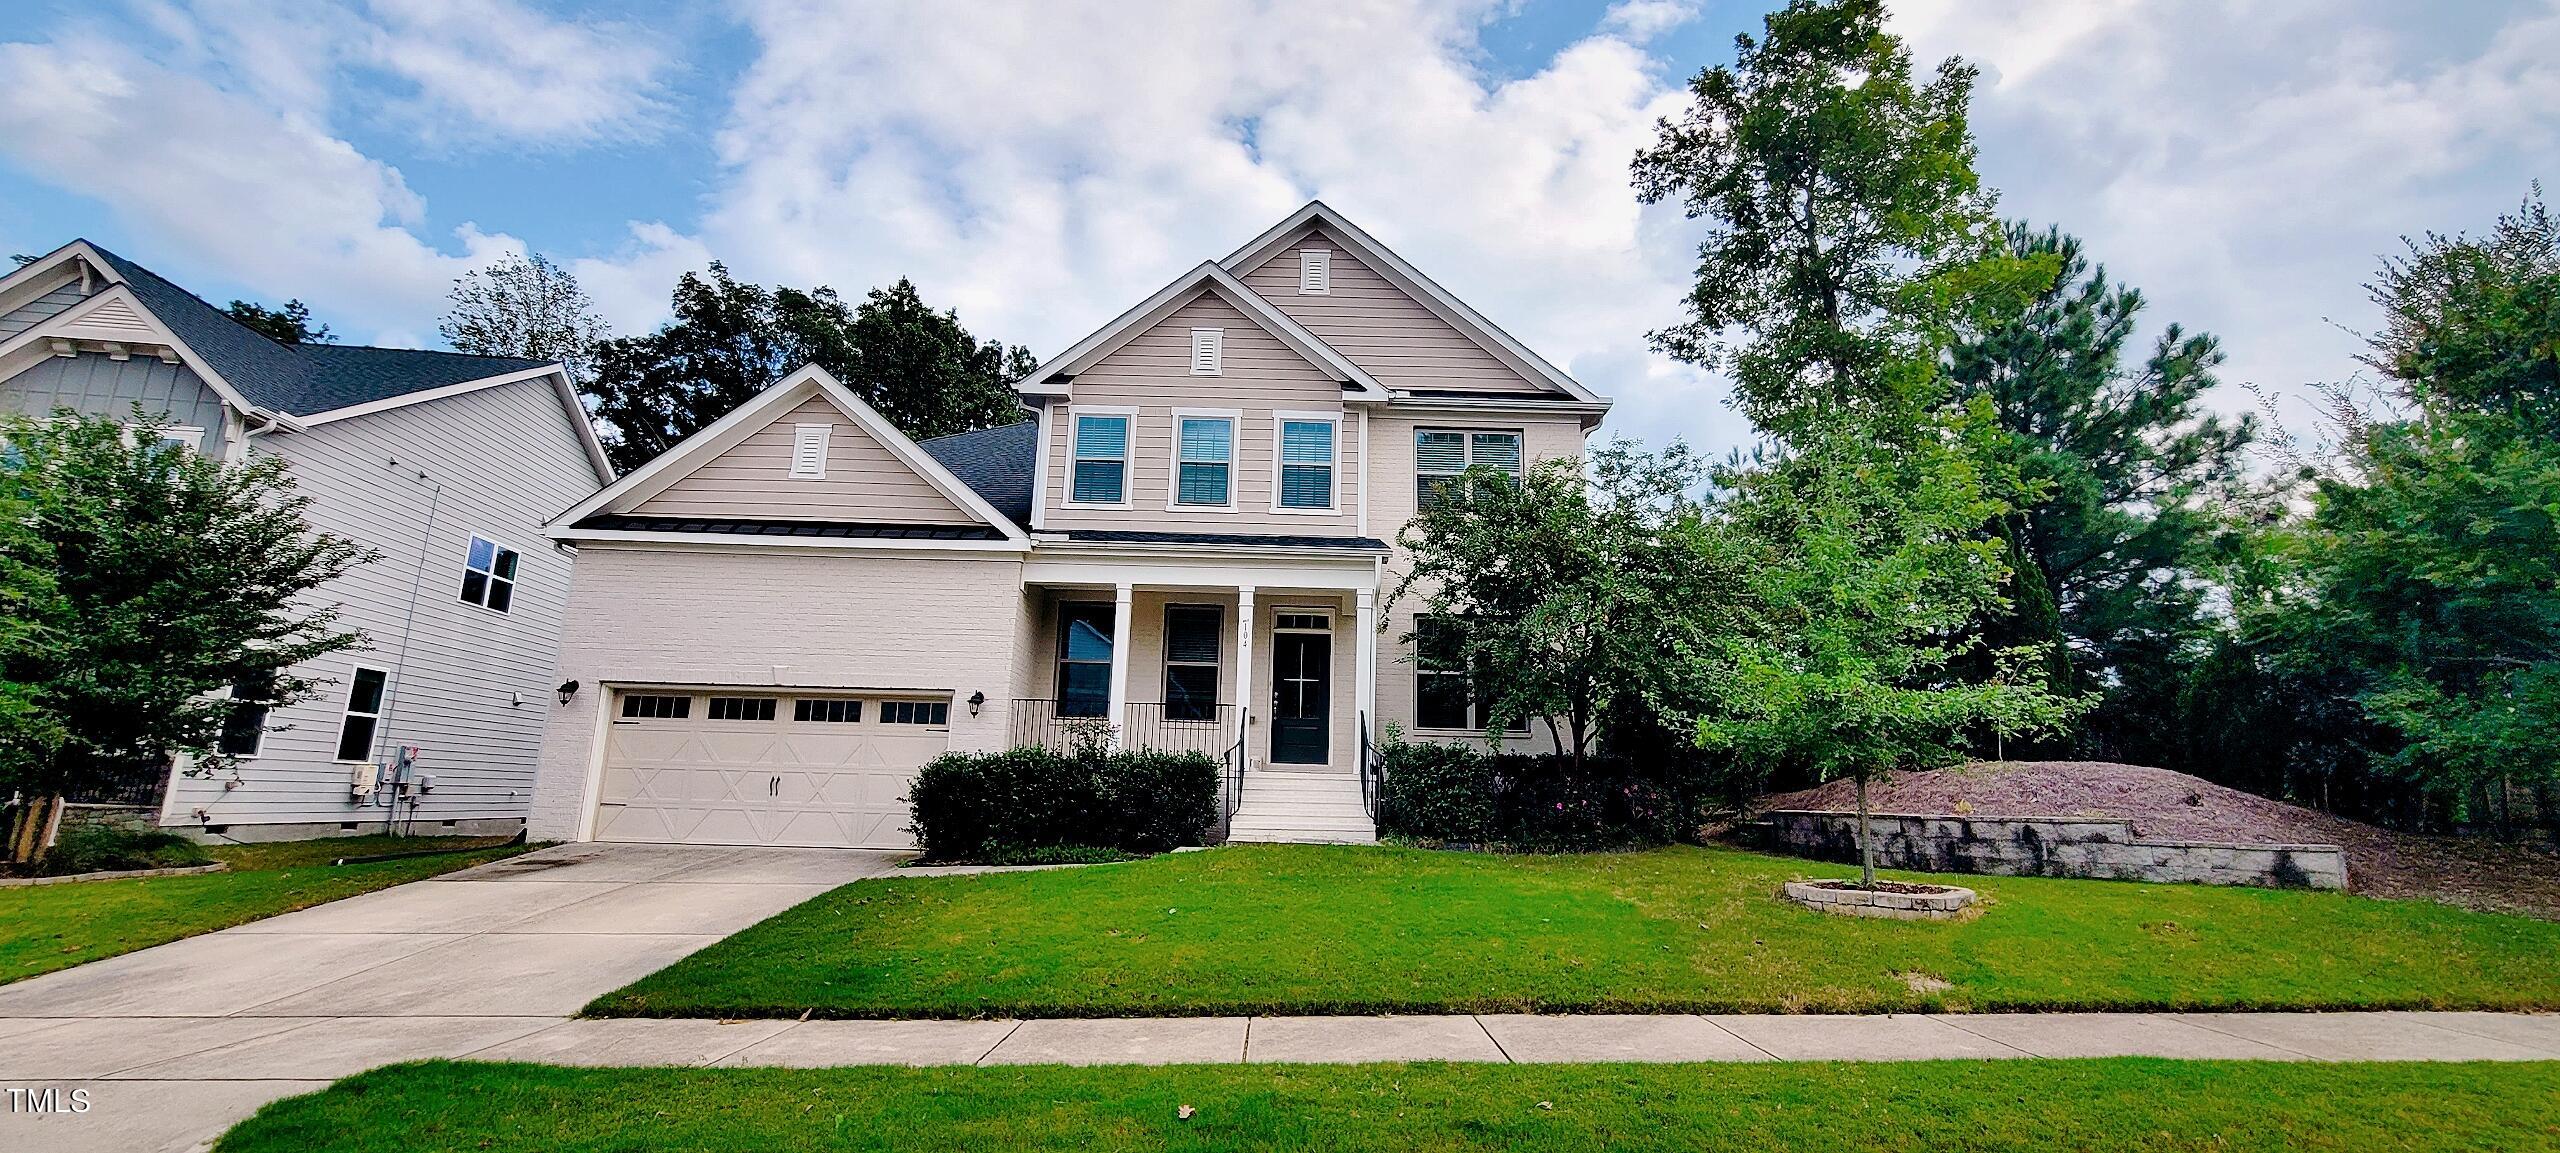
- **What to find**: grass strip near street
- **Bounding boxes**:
[0,835,528,985]
[591,843,2560,1018]
[215,1057,2560,1153]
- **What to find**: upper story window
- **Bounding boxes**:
[460,535,518,613]
[789,423,831,479]
[1415,429,1524,511]
[1275,416,1337,512]
[1070,412,1131,506]
[1298,249,1331,294]
[1190,328,1223,375]
[1173,413,1234,508]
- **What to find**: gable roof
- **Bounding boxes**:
[1010,261,1387,401]
[1220,201,1606,405]
[918,420,1036,528]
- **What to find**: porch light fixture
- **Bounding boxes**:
[968,691,986,716]
[556,680,580,706]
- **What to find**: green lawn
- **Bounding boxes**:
[0,835,528,985]
[215,1058,2560,1153]
[591,844,2560,1018]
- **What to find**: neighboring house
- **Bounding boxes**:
[0,241,615,841]
[527,201,1606,847]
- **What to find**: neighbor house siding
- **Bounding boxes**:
[0,352,233,457]
[162,376,601,831]
[0,274,90,341]
[1239,225,1548,396]
[634,397,979,524]
[528,547,1030,841]
[1040,291,1364,536]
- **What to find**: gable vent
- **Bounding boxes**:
[1190,327,1223,375]
[1298,249,1330,295]
[790,423,831,479]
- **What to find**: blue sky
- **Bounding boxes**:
[2,1,2554,457]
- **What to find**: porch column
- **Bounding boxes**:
[1107,582,1134,750]
[1235,586,1256,762]
[1355,587,1378,735]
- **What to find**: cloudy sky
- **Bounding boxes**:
[0,0,2552,455]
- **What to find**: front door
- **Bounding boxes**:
[1270,632,1331,764]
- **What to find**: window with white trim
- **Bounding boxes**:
[1174,415,1233,507]
[882,700,949,726]
[794,698,862,723]
[708,696,777,721]
[1298,249,1331,294]
[1190,327,1223,375]
[334,666,387,762]
[218,672,273,758]
[622,694,691,719]
[790,423,831,479]
[1162,605,1223,722]
[460,535,518,613]
[1415,429,1524,511]
[1070,414,1129,505]
[1276,418,1336,510]
[1415,616,1528,732]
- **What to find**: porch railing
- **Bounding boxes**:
[1009,698,1242,759]
[1359,710,1383,823]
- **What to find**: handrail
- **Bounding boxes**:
[1010,698,1239,758]
[1358,710,1382,823]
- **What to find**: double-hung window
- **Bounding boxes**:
[1173,413,1234,508]
[218,672,274,757]
[1415,429,1524,512]
[461,535,518,613]
[335,666,388,762]
[1414,616,1528,733]
[1057,603,1116,717]
[1162,605,1223,721]
[1071,412,1130,506]
[1275,416,1337,511]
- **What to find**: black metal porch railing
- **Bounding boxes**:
[1359,710,1382,822]
[1009,698,1243,759]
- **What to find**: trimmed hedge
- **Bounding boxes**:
[1376,737,1706,852]
[907,746,1218,864]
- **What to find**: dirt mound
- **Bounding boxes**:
[1759,760,2560,920]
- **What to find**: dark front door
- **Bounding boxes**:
[1270,632,1331,764]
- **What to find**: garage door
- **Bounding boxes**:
[591,689,951,848]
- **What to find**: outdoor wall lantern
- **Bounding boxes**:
[556,680,581,706]
[968,690,986,716]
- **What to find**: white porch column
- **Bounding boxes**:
[1107,582,1134,750]
[1355,587,1378,735]
[1234,586,1256,761]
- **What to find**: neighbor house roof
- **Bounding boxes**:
[916,421,1037,528]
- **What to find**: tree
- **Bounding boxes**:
[223,299,333,345]
[0,476,62,802]
[584,265,1034,471]
[440,252,611,381]
[0,410,370,857]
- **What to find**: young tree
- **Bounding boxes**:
[439,252,611,381]
[0,411,370,856]
[583,265,1033,471]
[223,299,333,345]
[0,479,62,803]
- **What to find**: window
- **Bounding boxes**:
[1057,603,1116,717]
[708,696,777,721]
[218,672,273,757]
[1298,249,1331,294]
[460,535,518,613]
[334,667,388,762]
[1173,415,1233,507]
[1071,413,1130,505]
[621,694,691,719]
[794,698,862,723]
[1276,612,1330,632]
[882,700,949,726]
[1190,327,1223,375]
[1276,417,1336,510]
[1415,429,1524,511]
[1163,605,1223,721]
[790,423,831,479]
[1415,616,1528,732]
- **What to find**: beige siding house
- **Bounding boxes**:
[529,201,1607,848]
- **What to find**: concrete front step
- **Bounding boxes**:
[1227,769,1377,844]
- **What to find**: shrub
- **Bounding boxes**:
[1376,736,1709,852]
[1377,740,1500,842]
[30,820,211,876]
[908,746,1217,864]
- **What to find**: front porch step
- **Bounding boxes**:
[1226,770,1377,845]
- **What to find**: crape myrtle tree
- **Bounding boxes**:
[1635,0,2083,884]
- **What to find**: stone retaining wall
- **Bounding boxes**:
[1756,810,2348,890]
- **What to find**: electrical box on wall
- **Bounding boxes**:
[349,760,382,800]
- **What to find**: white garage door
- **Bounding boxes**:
[591,689,951,848]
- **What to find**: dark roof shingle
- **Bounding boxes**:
[917,420,1035,527]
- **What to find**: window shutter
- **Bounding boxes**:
[1190,328,1223,375]
[1298,249,1330,294]
[790,424,830,478]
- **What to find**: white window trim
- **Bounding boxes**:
[1161,602,1226,719]
[1298,248,1331,295]
[1189,327,1224,375]
[218,677,268,760]
[459,531,519,616]
[1062,405,1138,510]
[1274,606,1335,631]
[789,422,831,480]
[333,664,389,765]
[1415,425,1525,510]
[1164,407,1241,512]
[1269,410,1342,515]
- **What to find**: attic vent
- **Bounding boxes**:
[790,423,831,479]
[1190,327,1224,376]
[1298,249,1330,294]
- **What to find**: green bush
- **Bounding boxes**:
[33,820,211,876]
[1376,739,1501,842]
[908,746,1217,864]
[1376,736,1707,852]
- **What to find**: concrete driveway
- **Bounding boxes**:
[0,842,906,1153]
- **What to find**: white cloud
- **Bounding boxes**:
[355,0,672,147]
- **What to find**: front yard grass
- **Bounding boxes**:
[215,1058,2560,1153]
[0,834,528,985]
[591,844,2560,1018]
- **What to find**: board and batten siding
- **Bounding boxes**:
[163,376,602,831]
[1041,291,1364,536]
[1240,225,1549,396]
[0,274,91,341]
[0,352,233,457]
[633,397,979,524]
[527,546,1032,841]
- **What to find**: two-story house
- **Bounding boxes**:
[525,202,1606,847]
[0,241,614,841]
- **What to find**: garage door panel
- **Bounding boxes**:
[595,690,945,850]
